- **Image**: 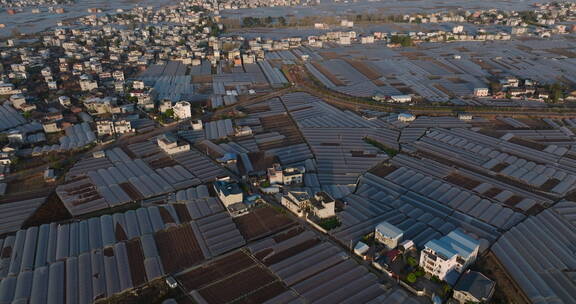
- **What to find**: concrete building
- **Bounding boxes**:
[114,120,133,134]
[452,25,464,34]
[79,75,98,91]
[268,163,283,185]
[453,271,495,304]
[339,36,351,45]
[281,191,310,217]
[173,101,192,119]
[235,126,252,137]
[361,36,375,44]
[280,191,336,219]
[398,113,415,122]
[0,83,20,95]
[213,180,243,207]
[473,88,489,97]
[420,229,480,284]
[354,241,370,259]
[390,95,412,103]
[157,134,190,155]
[96,119,134,136]
[58,96,71,107]
[340,20,354,27]
[96,120,115,136]
[283,167,303,185]
[191,119,203,130]
[375,221,404,250]
[43,122,62,133]
[309,192,336,219]
[10,94,27,109]
[84,97,116,114]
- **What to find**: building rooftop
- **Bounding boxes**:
[214,180,242,196]
[376,221,404,239]
[454,271,495,300]
[424,229,479,260]
[309,191,334,207]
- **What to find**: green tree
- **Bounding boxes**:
[390,35,413,47]
[489,80,502,94]
[548,82,565,103]
[164,108,174,118]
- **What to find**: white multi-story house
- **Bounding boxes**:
[473,88,489,97]
[281,191,310,217]
[133,80,146,90]
[268,163,283,185]
[452,25,464,34]
[420,229,480,284]
[41,67,52,77]
[268,164,304,185]
[281,191,336,219]
[191,119,203,130]
[338,36,351,45]
[213,180,243,207]
[96,120,115,136]
[0,83,20,95]
[361,36,375,44]
[96,119,133,136]
[398,113,415,122]
[84,97,116,114]
[390,95,412,103]
[375,221,403,250]
[173,101,192,119]
[79,75,98,91]
[309,192,336,219]
[113,71,125,81]
[282,167,303,185]
[59,96,71,107]
[47,81,58,90]
[10,94,27,109]
[114,120,133,134]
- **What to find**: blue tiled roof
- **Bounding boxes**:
[424,229,479,260]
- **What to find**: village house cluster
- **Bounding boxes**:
[0,0,574,303]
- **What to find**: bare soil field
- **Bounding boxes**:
[234,207,296,241]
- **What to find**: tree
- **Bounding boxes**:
[126,95,138,103]
[242,17,262,28]
[278,17,287,26]
[489,80,502,94]
[164,108,174,118]
[390,35,413,47]
[548,82,565,103]
[406,273,417,283]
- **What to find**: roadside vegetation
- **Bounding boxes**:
[363,137,399,157]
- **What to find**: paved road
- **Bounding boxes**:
[284,64,576,118]
[213,87,297,117]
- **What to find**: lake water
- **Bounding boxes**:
[221,0,552,19]
[0,0,172,37]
